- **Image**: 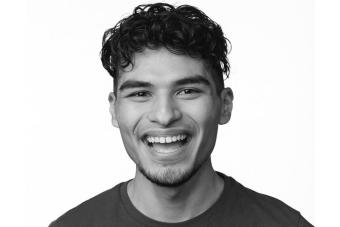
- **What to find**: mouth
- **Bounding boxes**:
[142,134,191,154]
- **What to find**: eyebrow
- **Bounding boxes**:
[119,80,153,92]
[118,75,211,92]
[174,75,211,87]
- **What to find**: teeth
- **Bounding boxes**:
[159,137,165,143]
[146,134,187,144]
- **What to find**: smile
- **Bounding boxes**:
[142,132,191,155]
[146,134,187,144]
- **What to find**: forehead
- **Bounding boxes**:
[117,48,213,86]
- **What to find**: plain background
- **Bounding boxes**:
[2,0,339,226]
[26,0,313,226]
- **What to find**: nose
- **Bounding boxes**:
[147,96,182,126]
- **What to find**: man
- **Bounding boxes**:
[50,3,313,226]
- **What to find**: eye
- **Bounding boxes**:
[129,91,149,97]
[177,88,201,96]
[126,90,152,102]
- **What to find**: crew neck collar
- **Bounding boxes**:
[119,172,231,227]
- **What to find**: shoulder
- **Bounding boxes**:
[49,182,126,227]
[236,179,298,216]
[217,173,313,226]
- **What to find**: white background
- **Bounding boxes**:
[25,0,313,226]
[3,0,340,226]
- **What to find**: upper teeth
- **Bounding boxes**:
[146,134,187,144]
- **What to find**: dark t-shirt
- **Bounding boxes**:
[49,173,313,227]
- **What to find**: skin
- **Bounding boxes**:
[109,48,233,222]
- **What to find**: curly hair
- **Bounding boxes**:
[101,3,231,94]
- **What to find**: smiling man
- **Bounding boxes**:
[50,3,313,227]
[110,48,230,192]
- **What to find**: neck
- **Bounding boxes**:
[127,158,224,223]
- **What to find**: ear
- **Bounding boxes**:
[219,87,233,125]
[108,92,119,128]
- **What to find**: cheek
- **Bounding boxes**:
[115,105,141,153]
[181,99,219,152]
[115,112,141,163]
[180,98,219,126]
[115,102,145,129]
[115,102,148,152]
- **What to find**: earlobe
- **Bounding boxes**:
[219,87,233,125]
[108,92,119,128]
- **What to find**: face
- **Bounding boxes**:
[109,48,233,187]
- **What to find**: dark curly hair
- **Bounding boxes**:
[101,3,231,94]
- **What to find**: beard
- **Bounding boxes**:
[137,161,205,187]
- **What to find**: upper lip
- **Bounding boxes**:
[140,128,192,139]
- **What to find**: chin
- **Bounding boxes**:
[138,163,202,187]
